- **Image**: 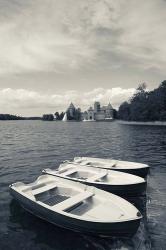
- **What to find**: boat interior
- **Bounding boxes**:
[56,167,109,183]
[15,175,129,220]
[74,157,149,170]
[74,157,117,166]
[46,165,144,185]
[19,176,103,217]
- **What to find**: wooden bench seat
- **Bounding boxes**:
[59,168,77,177]
[32,183,57,196]
[87,172,107,182]
[52,191,93,211]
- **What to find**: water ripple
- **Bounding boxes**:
[0,120,165,250]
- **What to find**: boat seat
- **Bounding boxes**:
[32,183,57,196]
[59,168,77,177]
[87,172,107,182]
[53,191,93,211]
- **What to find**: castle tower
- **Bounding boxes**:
[67,102,75,118]
[94,101,100,113]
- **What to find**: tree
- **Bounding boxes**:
[54,112,60,120]
[117,81,166,121]
[118,102,131,121]
[59,112,64,120]
[42,114,54,121]
[137,82,147,92]
[113,109,118,119]
[0,114,25,120]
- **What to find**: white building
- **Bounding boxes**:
[83,101,114,121]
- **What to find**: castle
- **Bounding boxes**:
[65,101,114,121]
[83,101,114,121]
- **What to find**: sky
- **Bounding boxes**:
[0,0,166,116]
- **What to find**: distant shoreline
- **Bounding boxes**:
[118,120,166,126]
[1,119,166,126]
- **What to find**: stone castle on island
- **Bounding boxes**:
[64,101,114,121]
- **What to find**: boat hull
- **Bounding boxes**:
[111,167,149,178]
[82,181,146,197]
[10,188,141,238]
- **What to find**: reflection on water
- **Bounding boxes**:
[0,121,166,249]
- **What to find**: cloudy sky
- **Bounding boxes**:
[0,0,165,116]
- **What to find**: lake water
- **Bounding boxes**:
[0,121,166,250]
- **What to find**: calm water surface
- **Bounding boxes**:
[0,121,166,250]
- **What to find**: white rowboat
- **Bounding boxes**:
[9,174,142,237]
[43,163,146,196]
[73,157,150,178]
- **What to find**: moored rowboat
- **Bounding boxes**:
[43,163,146,196]
[9,174,142,237]
[73,157,150,178]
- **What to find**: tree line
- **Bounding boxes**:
[0,114,42,120]
[118,80,166,121]
[42,109,81,121]
[42,112,65,121]
[0,114,25,120]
